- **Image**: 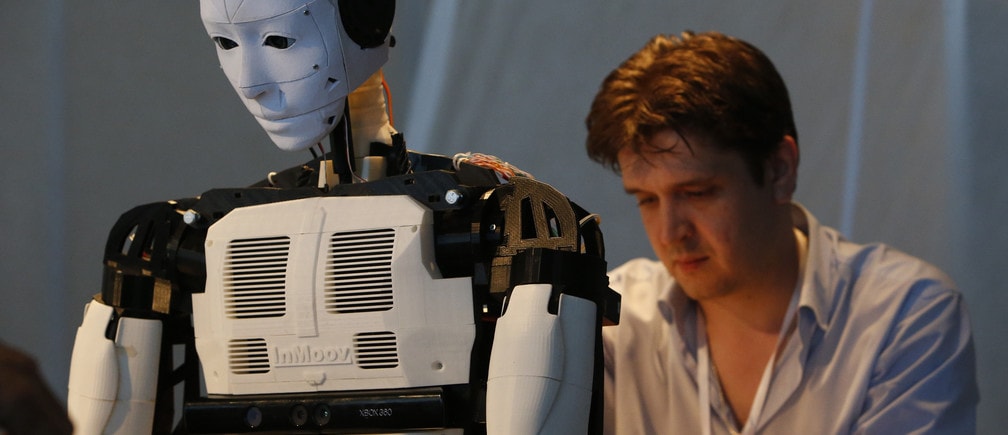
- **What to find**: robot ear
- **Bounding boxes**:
[337,0,395,49]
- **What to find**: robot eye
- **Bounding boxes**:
[213,36,238,50]
[263,35,295,49]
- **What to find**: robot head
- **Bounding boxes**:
[200,0,393,151]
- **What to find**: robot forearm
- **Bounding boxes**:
[486,283,596,434]
[68,299,162,434]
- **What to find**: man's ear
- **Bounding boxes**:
[768,135,799,203]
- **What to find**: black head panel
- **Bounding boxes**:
[338,0,395,49]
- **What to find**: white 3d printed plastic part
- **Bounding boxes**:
[200,0,388,151]
[192,195,475,395]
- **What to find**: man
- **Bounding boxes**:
[585,31,977,434]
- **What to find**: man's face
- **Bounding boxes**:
[200,0,349,151]
[618,130,790,302]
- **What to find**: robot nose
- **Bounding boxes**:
[239,83,271,100]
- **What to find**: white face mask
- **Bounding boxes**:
[200,0,356,151]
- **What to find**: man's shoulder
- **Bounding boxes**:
[800,212,966,333]
[832,238,959,299]
[608,258,670,295]
[812,228,964,330]
[606,258,677,322]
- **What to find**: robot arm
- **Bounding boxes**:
[67,197,208,435]
[486,284,596,434]
[478,179,620,435]
[68,300,162,434]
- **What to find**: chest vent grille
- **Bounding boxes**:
[354,331,399,369]
[325,229,395,313]
[228,338,270,374]
[223,236,290,319]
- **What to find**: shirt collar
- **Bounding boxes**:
[791,203,835,333]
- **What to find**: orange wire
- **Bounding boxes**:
[381,71,395,128]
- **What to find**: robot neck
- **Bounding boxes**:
[322,70,403,187]
[348,70,397,154]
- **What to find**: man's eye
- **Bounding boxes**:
[264,35,295,49]
[683,188,713,198]
[636,196,657,207]
[213,36,238,50]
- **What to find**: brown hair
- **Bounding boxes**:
[585,31,797,183]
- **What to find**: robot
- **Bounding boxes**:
[67,1,620,433]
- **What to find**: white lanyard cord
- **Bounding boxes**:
[698,324,713,435]
[696,288,800,435]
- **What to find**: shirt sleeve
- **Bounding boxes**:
[852,280,979,434]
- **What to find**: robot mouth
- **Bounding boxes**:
[253,98,327,122]
[248,91,294,121]
[255,112,328,151]
[256,108,308,122]
[254,99,344,134]
[248,77,344,122]
[257,105,334,124]
[255,111,321,134]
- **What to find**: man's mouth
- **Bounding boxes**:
[673,256,708,272]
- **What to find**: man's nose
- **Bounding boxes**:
[658,202,693,245]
